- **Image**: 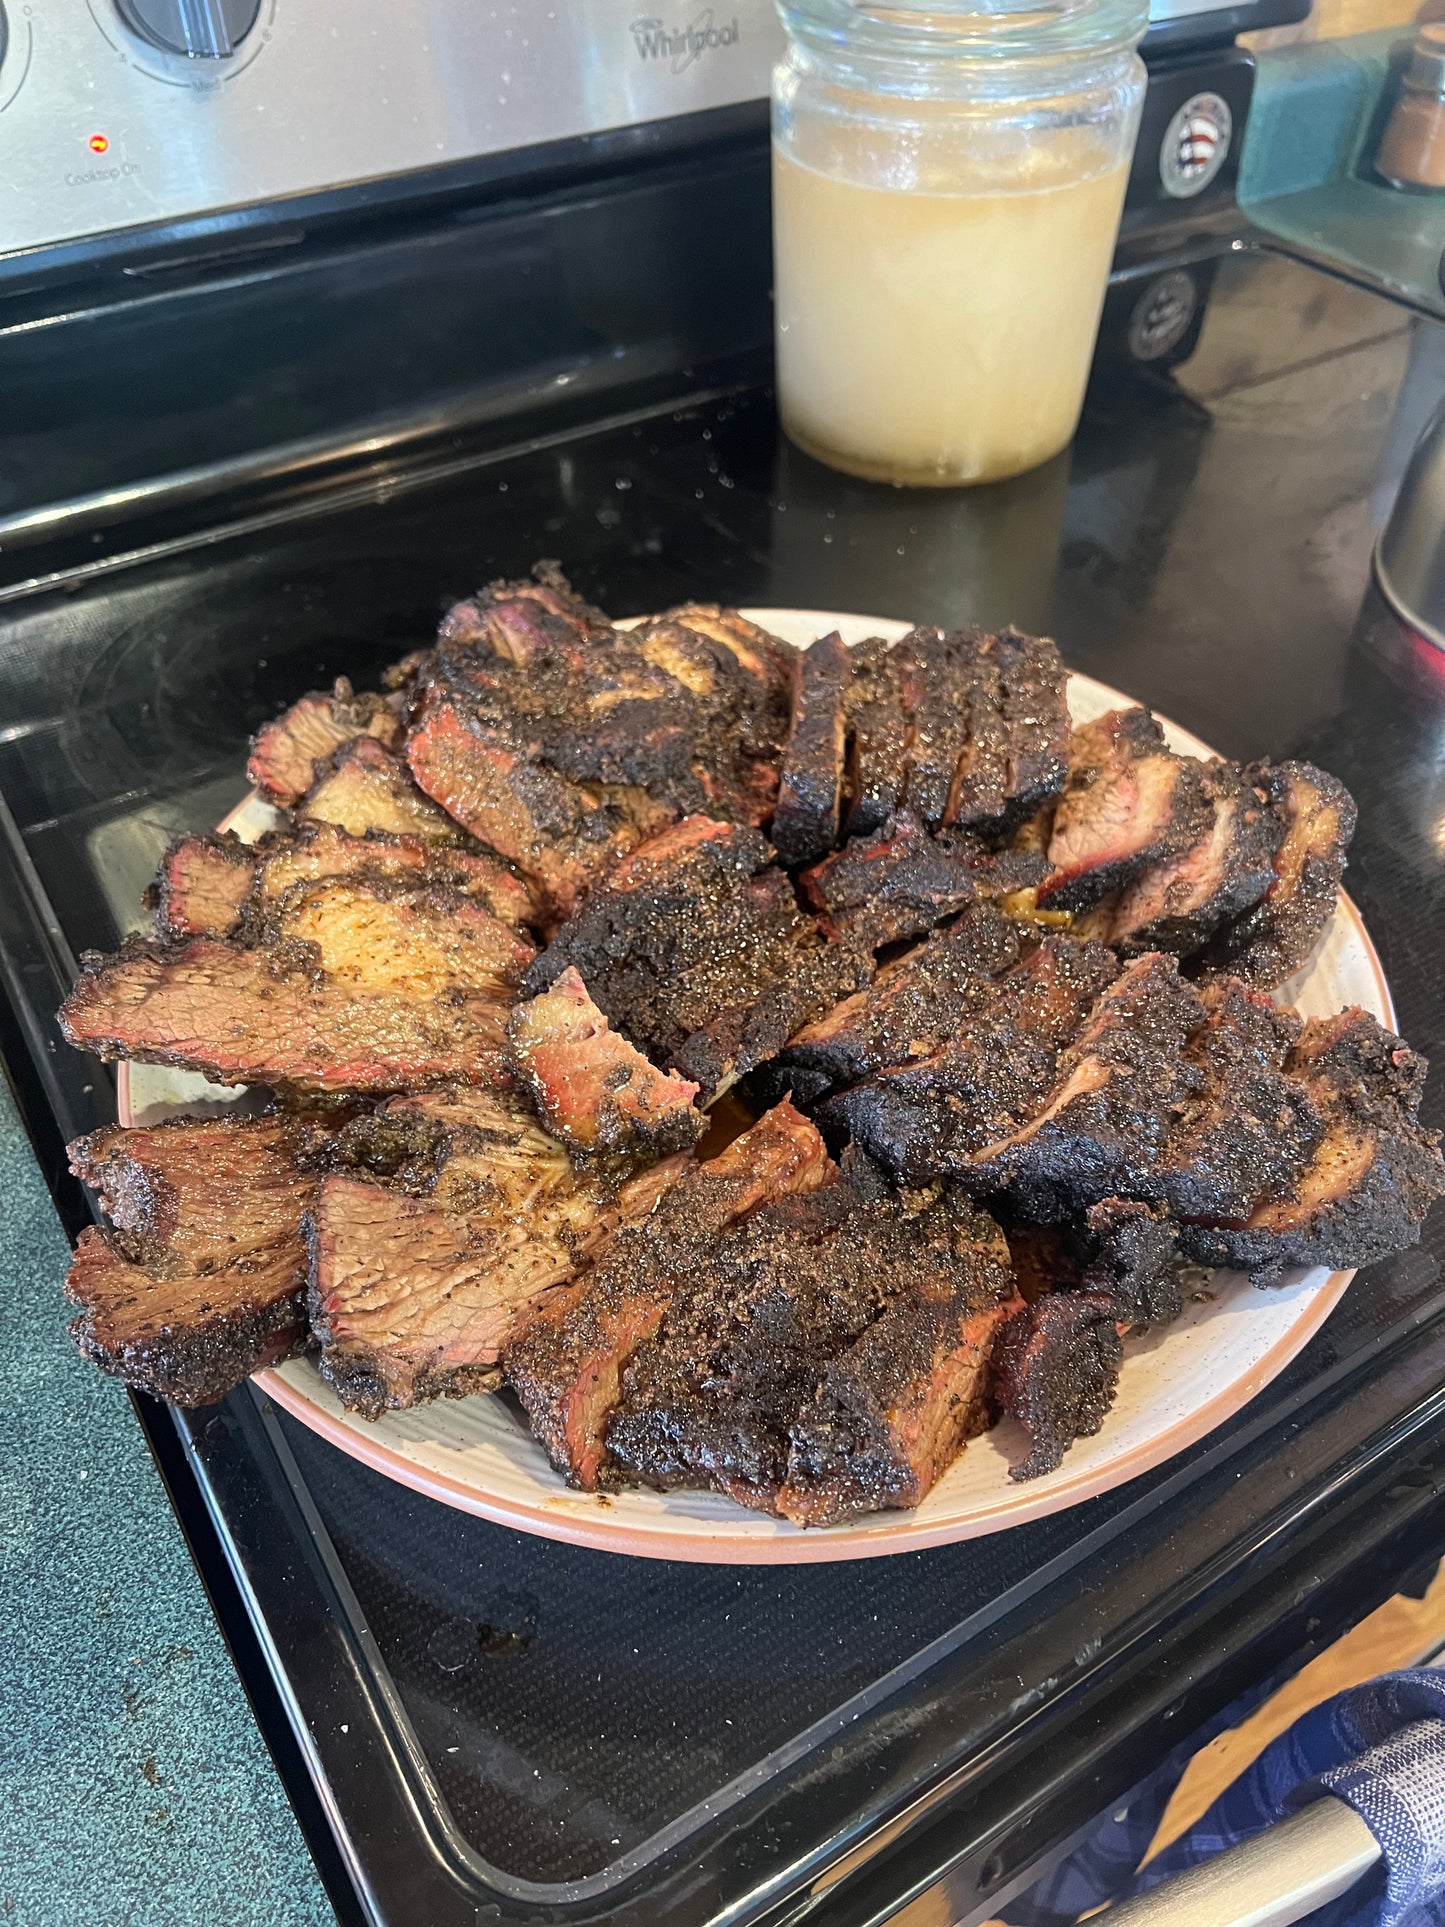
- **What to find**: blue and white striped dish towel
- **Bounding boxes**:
[1001,1668,1445,1927]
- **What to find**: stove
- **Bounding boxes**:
[3,48,1445,1927]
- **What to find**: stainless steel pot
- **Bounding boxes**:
[1376,395,1445,651]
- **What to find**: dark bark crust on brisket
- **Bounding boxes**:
[1178,1008,1445,1276]
[307,1087,692,1418]
[1080,1198,1181,1327]
[825,935,1122,1183]
[1158,978,1320,1223]
[991,1293,1123,1481]
[65,1113,331,1404]
[901,624,1070,834]
[601,1160,1019,1524]
[1199,761,1358,988]
[772,631,851,866]
[778,903,1022,1096]
[523,817,868,1099]
[505,1101,832,1487]
[968,953,1207,1220]
[799,809,1047,948]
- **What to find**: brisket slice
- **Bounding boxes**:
[1079,1198,1181,1327]
[1199,761,1357,988]
[799,809,1048,947]
[307,1088,689,1417]
[523,817,868,1099]
[424,584,787,831]
[250,822,538,930]
[772,631,851,866]
[58,871,527,1092]
[299,735,474,844]
[434,564,612,664]
[405,692,661,921]
[606,1156,1019,1524]
[988,1198,1178,1481]
[431,616,725,824]
[1178,1008,1445,1277]
[778,903,1022,1095]
[777,1197,1021,1524]
[506,966,705,1159]
[247,678,404,807]
[1039,708,1213,912]
[1003,1199,1180,1327]
[825,935,1122,1183]
[505,1100,831,1489]
[153,833,257,940]
[257,873,533,994]
[891,625,1070,834]
[1157,978,1321,1222]
[841,635,908,837]
[990,1293,1122,1482]
[967,954,1206,1220]
[662,603,797,761]
[624,618,782,824]
[1108,761,1282,955]
[155,822,539,947]
[66,1113,330,1404]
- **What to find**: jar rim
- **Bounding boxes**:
[777,0,1148,62]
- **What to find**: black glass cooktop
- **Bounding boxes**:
[3,246,1445,1927]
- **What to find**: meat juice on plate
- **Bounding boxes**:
[773,143,1129,487]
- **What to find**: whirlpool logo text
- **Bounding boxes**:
[630,10,741,71]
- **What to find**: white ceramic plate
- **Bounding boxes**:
[118,610,1393,1563]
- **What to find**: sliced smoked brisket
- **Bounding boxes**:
[523,817,868,1098]
[1107,760,1281,955]
[152,833,257,941]
[1039,708,1213,913]
[799,808,1047,947]
[247,678,403,806]
[990,1292,1123,1482]
[506,967,705,1160]
[600,1150,1020,1523]
[772,631,852,866]
[893,624,1070,834]
[1179,1007,1445,1277]
[298,735,474,844]
[66,1112,333,1404]
[59,868,531,1093]
[307,1087,691,1417]
[1200,761,1357,988]
[775,903,1022,1098]
[505,1100,831,1489]
[825,934,1122,1183]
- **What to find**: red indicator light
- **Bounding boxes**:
[88,134,110,154]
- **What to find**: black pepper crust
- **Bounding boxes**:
[522,817,868,1100]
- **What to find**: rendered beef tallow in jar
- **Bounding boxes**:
[772,0,1147,486]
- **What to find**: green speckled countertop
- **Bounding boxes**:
[0,1069,335,1927]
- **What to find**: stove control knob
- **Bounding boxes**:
[114,0,262,57]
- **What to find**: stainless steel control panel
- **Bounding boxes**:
[0,1,782,257]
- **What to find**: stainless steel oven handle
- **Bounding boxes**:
[1098,1796,1380,1927]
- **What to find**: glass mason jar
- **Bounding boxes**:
[772,0,1147,486]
